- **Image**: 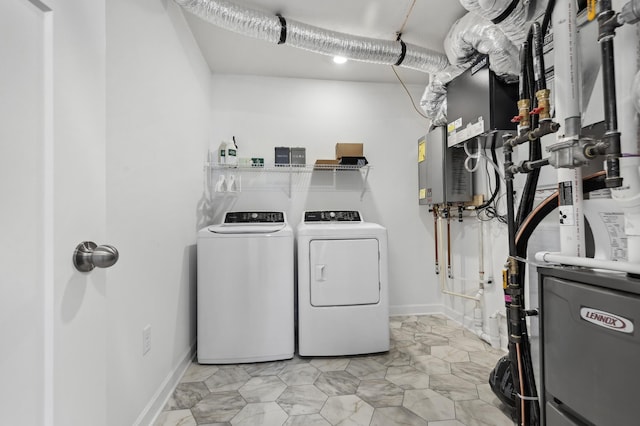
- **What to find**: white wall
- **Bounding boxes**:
[106,1,212,425]
[207,74,443,315]
[1,2,47,424]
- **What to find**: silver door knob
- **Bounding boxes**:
[73,241,119,272]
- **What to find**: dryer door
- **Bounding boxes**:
[309,238,380,306]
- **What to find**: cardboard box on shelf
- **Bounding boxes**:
[335,143,363,159]
[314,159,340,170]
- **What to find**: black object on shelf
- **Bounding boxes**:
[338,156,368,167]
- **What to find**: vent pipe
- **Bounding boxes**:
[174,0,449,74]
[460,0,531,47]
[420,10,520,124]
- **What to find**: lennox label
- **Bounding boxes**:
[580,307,634,334]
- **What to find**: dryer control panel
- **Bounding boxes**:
[304,211,362,222]
[224,211,285,223]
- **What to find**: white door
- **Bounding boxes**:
[310,238,380,306]
[0,1,107,425]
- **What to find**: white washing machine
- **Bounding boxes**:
[197,211,294,364]
[297,210,389,356]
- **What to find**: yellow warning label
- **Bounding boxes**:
[418,141,426,162]
[587,0,596,21]
[419,188,426,199]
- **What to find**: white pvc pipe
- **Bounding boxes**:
[469,327,496,348]
[557,168,586,257]
[474,307,483,329]
[441,288,481,301]
[535,251,640,275]
[488,314,501,348]
[437,214,482,301]
[553,0,581,124]
[611,0,640,265]
[553,0,586,257]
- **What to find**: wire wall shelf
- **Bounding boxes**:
[204,163,371,199]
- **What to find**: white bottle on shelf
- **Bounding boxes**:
[225,137,238,167]
[217,141,227,166]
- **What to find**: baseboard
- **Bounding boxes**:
[134,339,196,426]
[389,304,442,317]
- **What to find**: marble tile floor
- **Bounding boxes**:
[155,314,514,426]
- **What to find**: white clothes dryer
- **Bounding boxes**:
[197,211,294,364]
[297,210,389,356]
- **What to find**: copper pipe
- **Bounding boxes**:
[446,208,452,278]
[433,207,440,275]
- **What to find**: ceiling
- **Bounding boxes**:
[182,0,468,85]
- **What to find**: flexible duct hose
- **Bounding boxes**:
[174,0,449,74]
[444,11,520,78]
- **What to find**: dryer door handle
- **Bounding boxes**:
[315,264,326,281]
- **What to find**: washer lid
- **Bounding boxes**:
[207,223,287,234]
[208,211,288,234]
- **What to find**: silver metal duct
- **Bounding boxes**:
[444,12,519,78]
[174,0,449,74]
[420,10,519,124]
[420,0,533,123]
[460,0,531,47]
[420,65,467,126]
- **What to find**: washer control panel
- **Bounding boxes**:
[224,211,285,223]
[304,211,362,222]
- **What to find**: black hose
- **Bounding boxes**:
[541,0,556,41]
[503,144,526,423]
[601,34,619,134]
[515,26,542,229]
[505,4,556,425]
[519,41,529,101]
[532,22,547,93]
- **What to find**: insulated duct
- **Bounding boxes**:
[420,0,531,123]
[420,65,467,126]
[460,0,532,47]
[444,11,520,78]
[420,10,520,124]
[174,0,449,74]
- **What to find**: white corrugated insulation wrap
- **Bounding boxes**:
[460,0,532,47]
[174,0,538,125]
[173,0,449,74]
[420,65,467,126]
[444,11,519,78]
[421,0,539,123]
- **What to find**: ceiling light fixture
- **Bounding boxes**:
[333,56,348,64]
